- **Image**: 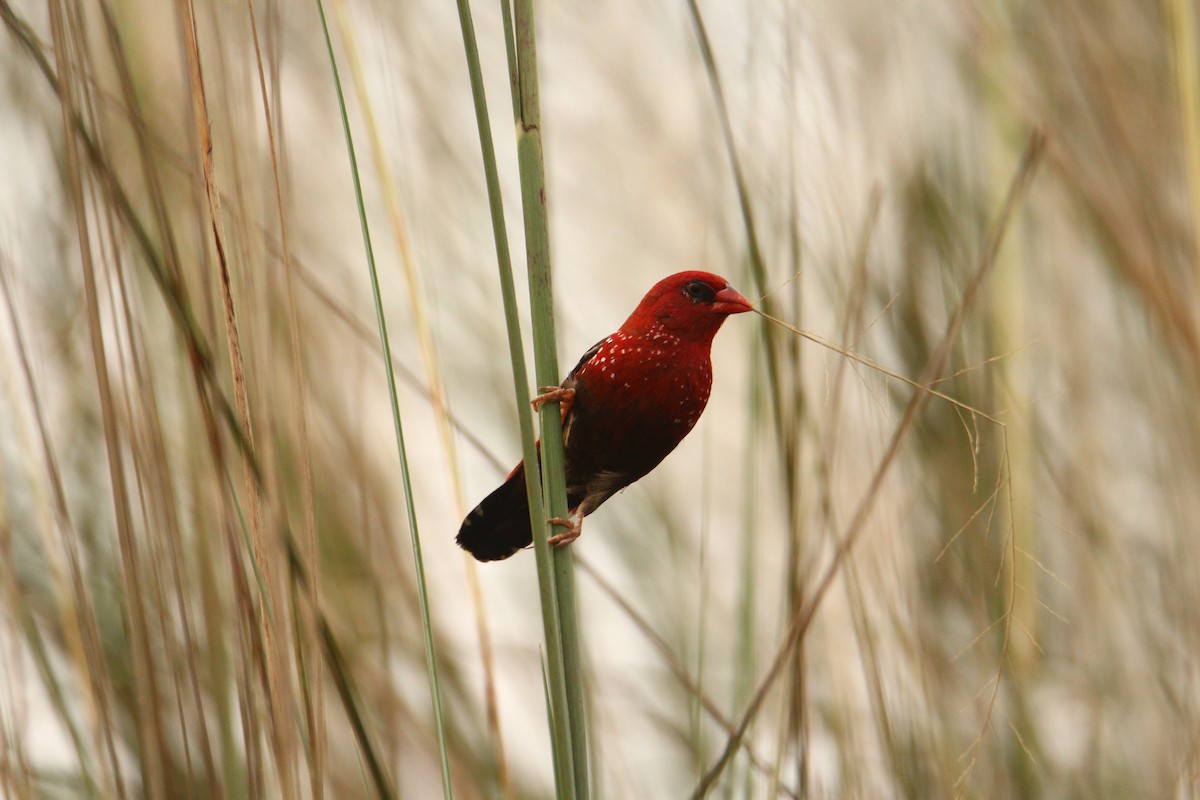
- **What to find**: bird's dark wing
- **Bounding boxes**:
[558,336,606,448]
[564,337,605,385]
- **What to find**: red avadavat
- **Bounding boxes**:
[457,271,751,561]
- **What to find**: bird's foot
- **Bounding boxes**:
[546,509,583,548]
[531,386,575,413]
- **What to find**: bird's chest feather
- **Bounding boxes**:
[566,329,713,477]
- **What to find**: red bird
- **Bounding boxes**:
[457,271,751,561]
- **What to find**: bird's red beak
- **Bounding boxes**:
[713,285,753,315]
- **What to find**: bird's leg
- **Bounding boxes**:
[546,508,583,548]
[535,385,579,546]
[531,386,575,418]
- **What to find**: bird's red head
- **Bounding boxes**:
[620,271,752,341]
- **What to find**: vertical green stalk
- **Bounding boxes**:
[512,2,590,798]
[451,0,582,795]
[1165,0,1200,287]
[315,2,451,798]
[726,327,762,800]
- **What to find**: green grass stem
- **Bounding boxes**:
[315,1,451,797]
[449,0,578,795]
[513,1,591,796]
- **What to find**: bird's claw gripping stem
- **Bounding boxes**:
[546,509,583,548]
[531,386,575,414]
[534,385,580,547]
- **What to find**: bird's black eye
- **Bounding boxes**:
[684,280,716,304]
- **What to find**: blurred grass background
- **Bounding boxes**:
[1,0,1198,797]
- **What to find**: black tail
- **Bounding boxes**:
[456,463,532,561]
